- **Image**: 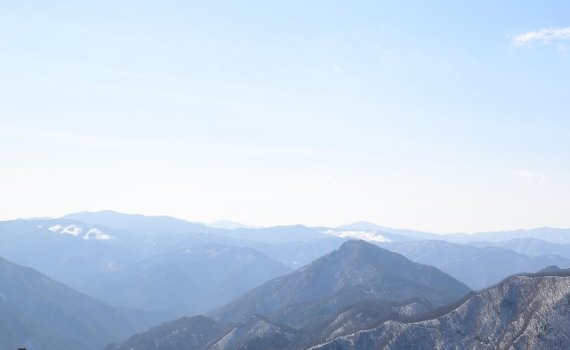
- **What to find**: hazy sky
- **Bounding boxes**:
[1,1,569,233]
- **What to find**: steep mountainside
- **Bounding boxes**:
[384,240,570,289]
[311,272,570,350]
[0,299,86,350]
[106,315,224,350]
[0,256,165,350]
[310,299,433,343]
[210,240,470,328]
[209,315,299,350]
[109,299,439,350]
[109,314,299,350]
[87,245,291,315]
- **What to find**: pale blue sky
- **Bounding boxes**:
[1,1,569,232]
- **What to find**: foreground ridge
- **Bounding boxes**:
[311,272,570,350]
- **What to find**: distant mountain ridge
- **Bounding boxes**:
[384,240,570,289]
[17,211,570,246]
[85,244,291,315]
[447,227,570,244]
[337,222,441,241]
[63,210,214,235]
[0,218,299,319]
[470,237,570,259]
[206,220,258,230]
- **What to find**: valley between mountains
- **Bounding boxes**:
[2,211,570,350]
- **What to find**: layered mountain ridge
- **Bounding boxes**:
[311,271,570,350]
[87,244,291,315]
[110,240,471,350]
[210,240,471,327]
[3,212,570,349]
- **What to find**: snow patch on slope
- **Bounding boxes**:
[83,228,112,240]
[48,224,113,240]
[61,225,82,236]
[323,229,392,243]
[48,224,62,232]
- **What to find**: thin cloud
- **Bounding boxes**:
[512,170,546,187]
[512,27,570,47]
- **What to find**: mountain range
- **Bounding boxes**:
[3,211,570,349]
[110,240,471,350]
[85,244,291,315]
[383,239,570,289]
[110,268,570,350]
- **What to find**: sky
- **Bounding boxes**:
[1,0,569,233]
